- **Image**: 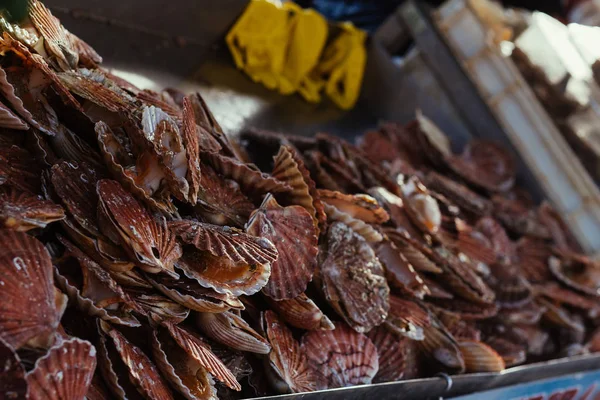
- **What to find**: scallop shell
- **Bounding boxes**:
[497,301,547,325]
[195,311,271,354]
[98,320,175,400]
[0,100,28,130]
[458,341,505,373]
[49,125,105,172]
[150,326,218,400]
[537,298,586,332]
[182,96,201,204]
[425,172,491,216]
[0,144,42,194]
[548,254,600,297]
[262,310,318,393]
[272,145,326,234]
[475,217,514,262]
[411,110,452,166]
[303,150,344,192]
[483,337,527,367]
[486,263,532,309]
[97,179,182,277]
[265,293,334,331]
[109,268,153,289]
[301,323,379,390]
[429,297,498,320]
[318,222,390,333]
[509,325,550,357]
[0,230,63,349]
[385,229,443,274]
[125,288,190,324]
[322,203,383,243]
[399,176,442,237]
[533,282,600,316]
[145,271,244,313]
[418,310,465,372]
[0,186,64,231]
[169,219,278,266]
[369,188,424,241]
[435,309,480,341]
[318,189,389,224]
[27,338,97,400]
[66,29,102,67]
[366,325,409,383]
[452,222,498,266]
[492,196,550,239]
[246,194,318,300]
[385,295,430,341]
[376,239,429,299]
[358,129,402,165]
[422,276,454,299]
[538,202,580,252]
[0,66,37,132]
[0,337,27,400]
[137,90,183,119]
[317,153,367,193]
[515,237,553,282]
[58,71,134,114]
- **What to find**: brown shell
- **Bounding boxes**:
[412,111,453,165]
[0,144,42,194]
[533,282,600,315]
[497,301,547,325]
[0,99,28,130]
[475,217,514,262]
[0,66,35,132]
[0,186,64,231]
[486,263,532,309]
[399,176,442,235]
[137,90,183,119]
[538,298,586,332]
[0,230,62,349]
[318,222,390,333]
[66,29,102,67]
[458,341,505,373]
[452,222,498,266]
[385,295,431,341]
[162,321,241,391]
[0,337,27,399]
[262,310,318,393]
[385,229,443,274]
[509,325,550,357]
[367,325,409,383]
[58,71,133,114]
[304,150,344,192]
[376,239,429,299]
[246,194,318,300]
[125,288,190,324]
[322,203,383,243]
[369,188,424,241]
[419,311,465,372]
[492,196,550,239]
[301,323,379,390]
[515,237,553,282]
[169,219,277,266]
[27,338,97,400]
[150,326,218,400]
[265,293,334,331]
[272,145,326,234]
[435,309,481,341]
[548,254,600,297]
[425,172,492,216]
[49,126,104,172]
[484,337,527,367]
[99,320,175,399]
[422,276,454,299]
[195,311,271,354]
[538,202,580,252]
[429,297,498,320]
[97,179,182,276]
[318,189,389,224]
[182,96,202,205]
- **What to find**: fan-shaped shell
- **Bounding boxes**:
[458,341,505,373]
[318,222,390,333]
[369,188,424,241]
[58,71,134,114]
[515,237,552,282]
[182,96,201,205]
[538,202,580,252]
[27,338,97,400]
[0,100,28,130]
[419,311,465,372]
[246,194,318,300]
[486,263,532,309]
[533,282,600,316]
[322,203,383,242]
[376,240,429,299]
[0,230,63,349]
[265,293,334,331]
[262,310,318,393]
[0,144,42,194]
[318,189,389,224]
[430,297,498,320]
[0,337,27,400]
[435,309,480,341]
[125,288,190,324]
[492,196,549,239]
[548,254,600,297]
[366,325,409,383]
[301,323,379,390]
[412,110,453,165]
[475,217,514,262]
[0,186,64,231]
[399,176,441,236]
[195,311,271,354]
[452,222,498,266]
[483,337,526,367]
[385,229,442,274]
[426,172,491,216]
[385,295,431,341]
[66,29,102,67]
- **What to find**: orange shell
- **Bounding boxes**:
[246,194,318,300]
[0,186,64,231]
[195,311,271,354]
[263,310,318,393]
[367,325,409,383]
[318,189,389,224]
[265,293,334,331]
[0,230,62,349]
[301,323,379,390]
[319,222,390,333]
[376,240,429,299]
[0,337,27,399]
[458,341,505,373]
[27,338,97,400]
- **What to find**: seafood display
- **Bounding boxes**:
[0,2,600,399]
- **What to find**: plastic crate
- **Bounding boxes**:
[435,0,600,256]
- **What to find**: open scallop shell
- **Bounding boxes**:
[97,179,182,277]
[385,295,431,341]
[318,189,389,224]
[548,253,600,297]
[385,229,442,274]
[0,185,64,231]
[0,230,63,349]
[0,337,27,399]
[0,144,42,194]
[262,310,318,393]
[265,293,334,331]
[399,176,442,236]
[322,203,383,243]
[98,320,175,399]
[301,323,379,390]
[0,99,28,130]
[367,325,410,383]
[27,338,97,400]
[246,194,318,300]
[475,217,514,262]
[318,222,390,333]
[425,172,491,217]
[169,219,277,266]
[196,311,270,354]
[458,341,505,373]
[272,145,326,235]
[376,239,429,299]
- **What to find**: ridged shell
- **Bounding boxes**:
[422,276,454,299]
[169,219,277,265]
[484,337,527,367]
[265,293,334,331]
[475,217,514,262]
[418,311,465,372]
[195,311,271,354]
[304,150,343,192]
[385,296,431,341]
[429,297,498,320]
[58,71,133,113]
[0,66,36,131]
[272,145,326,234]
[49,126,104,172]
[182,96,201,204]
[497,301,546,325]
[322,203,383,243]
[301,323,379,390]
[486,263,532,309]
[515,237,553,282]
[263,310,318,393]
[412,110,452,165]
[435,309,480,341]
[492,196,550,239]
[0,337,27,399]
[162,321,241,391]
[452,225,498,266]
[0,100,28,130]
[137,90,182,119]
[0,144,42,194]
[367,325,409,383]
[27,338,97,400]
[538,202,580,252]
[369,188,424,241]
[66,29,102,67]
[425,172,491,216]
[97,179,182,277]
[458,341,505,373]
[538,298,586,332]
[125,288,190,324]
[400,176,441,236]
[376,240,429,299]
[319,222,390,333]
[385,229,443,274]
[548,254,600,297]
[318,189,389,224]
[150,326,218,400]
[0,230,62,349]
[533,282,600,315]
[0,186,64,231]
[509,325,549,357]
[246,194,318,300]
[99,321,174,399]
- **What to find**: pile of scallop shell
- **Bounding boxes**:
[1,2,600,399]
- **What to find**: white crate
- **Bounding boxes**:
[435,0,600,256]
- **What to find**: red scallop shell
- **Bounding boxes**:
[385,229,443,274]
[303,150,344,192]
[422,276,454,299]
[272,145,326,235]
[27,338,97,400]
[509,325,550,357]
[265,293,334,331]
[435,309,481,341]
[425,172,492,216]
[0,230,62,349]
[0,144,42,194]
[358,129,403,165]
[195,311,271,354]
[458,341,505,373]
[125,288,190,324]
[366,325,409,383]
[483,337,527,367]
[318,222,390,333]
[136,89,182,119]
[537,202,581,252]
[318,189,390,224]
[169,219,278,266]
[498,300,547,326]
[429,297,498,320]
[548,254,600,297]
[246,194,318,300]
[474,217,514,262]
[538,298,586,332]
[0,337,27,399]
[534,282,600,315]
[0,99,28,130]
[419,310,465,372]
[58,71,134,114]
[410,111,453,167]
[491,196,550,239]
[0,186,64,231]
[399,176,442,236]
[301,323,379,390]
[369,188,425,241]
[181,96,201,205]
[97,179,182,277]
[459,139,516,192]
[515,237,553,282]
[486,263,532,309]
[376,240,429,299]
[385,295,431,341]
[66,30,102,67]
[452,222,498,266]
[322,203,383,242]
[262,310,318,393]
